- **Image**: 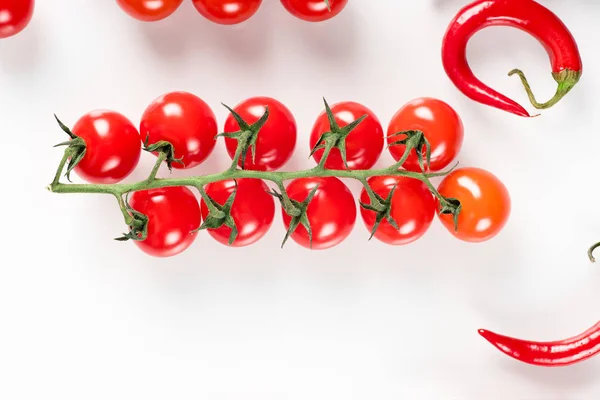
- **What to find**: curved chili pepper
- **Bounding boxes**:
[479,321,600,367]
[442,0,582,117]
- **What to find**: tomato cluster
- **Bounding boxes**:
[117,0,348,24]
[62,92,511,258]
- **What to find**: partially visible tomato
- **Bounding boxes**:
[192,0,262,25]
[71,110,142,184]
[223,97,297,171]
[309,101,384,170]
[140,91,218,170]
[0,0,34,39]
[282,177,356,250]
[201,178,275,247]
[116,0,183,21]
[387,97,464,172]
[360,176,435,245]
[280,0,348,22]
[436,167,511,243]
[129,187,201,257]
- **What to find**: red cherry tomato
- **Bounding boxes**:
[436,167,511,243]
[140,91,218,170]
[224,97,297,171]
[129,187,201,257]
[192,0,262,25]
[280,0,347,22]
[282,177,356,250]
[387,97,464,172]
[309,101,384,170]
[201,178,275,247]
[0,0,34,39]
[360,176,435,245]
[116,0,183,21]
[71,110,141,184]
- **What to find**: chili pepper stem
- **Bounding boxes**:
[509,68,581,110]
[588,242,600,263]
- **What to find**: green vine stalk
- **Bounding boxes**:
[47,98,462,247]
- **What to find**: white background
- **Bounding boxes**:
[2,0,600,398]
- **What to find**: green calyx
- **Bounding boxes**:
[509,68,581,110]
[196,184,238,245]
[143,136,183,172]
[217,103,270,170]
[387,130,431,171]
[115,194,149,242]
[53,115,87,182]
[438,197,462,232]
[310,98,367,168]
[269,184,320,249]
[360,183,400,240]
[324,0,331,11]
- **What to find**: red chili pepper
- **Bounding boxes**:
[479,321,600,367]
[442,0,582,117]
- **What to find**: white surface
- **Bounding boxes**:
[2,0,600,398]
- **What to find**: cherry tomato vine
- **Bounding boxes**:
[47,96,495,257]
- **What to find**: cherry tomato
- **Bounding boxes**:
[309,101,384,170]
[282,177,356,250]
[360,176,435,245]
[436,167,511,243]
[129,187,201,257]
[140,91,218,170]
[387,97,464,172]
[116,0,183,22]
[201,178,275,247]
[280,0,348,22]
[0,0,34,39]
[224,97,297,171]
[192,0,262,25]
[71,110,141,184]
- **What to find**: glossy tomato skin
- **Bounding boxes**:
[283,177,356,250]
[224,97,297,171]
[140,92,218,170]
[201,178,275,247]
[387,97,464,172]
[309,101,384,170]
[72,110,142,184]
[360,176,435,245]
[280,0,348,22]
[0,0,34,39]
[116,0,183,21]
[436,167,511,243]
[129,187,201,257]
[192,0,262,25]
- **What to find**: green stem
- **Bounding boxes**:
[148,153,167,183]
[508,68,581,110]
[115,192,132,225]
[50,150,71,186]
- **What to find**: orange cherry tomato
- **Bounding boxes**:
[436,167,510,243]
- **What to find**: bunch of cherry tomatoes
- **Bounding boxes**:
[117,0,348,24]
[0,0,347,40]
[63,91,511,257]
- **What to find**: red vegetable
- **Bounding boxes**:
[309,101,384,170]
[0,0,34,39]
[223,97,297,172]
[201,178,275,247]
[116,0,183,21]
[282,177,356,250]
[192,0,262,25]
[479,322,600,367]
[280,0,348,22]
[71,110,142,184]
[140,91,218,170]
[442,0,582,117]
[387,97,464,172]
[129,187,201,258]
[360,176,435,245]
